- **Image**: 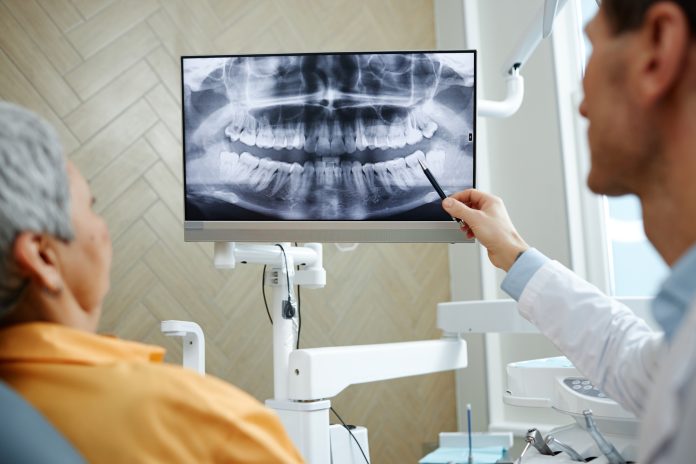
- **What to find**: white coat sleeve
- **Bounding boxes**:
[517,260,667,417]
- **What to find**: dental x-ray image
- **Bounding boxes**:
[183,51,476,221]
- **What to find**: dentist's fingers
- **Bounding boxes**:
[442,189,529,271]
[443,196,478,224]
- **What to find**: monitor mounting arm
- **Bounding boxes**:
[478,0,569,118]
[212,242,468,463]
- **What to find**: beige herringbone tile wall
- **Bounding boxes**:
[0,1,455,461]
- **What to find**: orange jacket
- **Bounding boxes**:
[0,322,303,463]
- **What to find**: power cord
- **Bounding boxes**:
[275,244,296,319]
[294,242,301,350]
[261,265,273,324]
[260,245,302,349]
[330,407,370,464]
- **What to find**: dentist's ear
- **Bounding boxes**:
[12,232,64,294]
[633,2,690,107]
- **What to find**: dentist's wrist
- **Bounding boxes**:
[497,236,529,272]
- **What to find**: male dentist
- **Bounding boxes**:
[444,0,696,463]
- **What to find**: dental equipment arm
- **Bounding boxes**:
[287,339,468,400]
[478,0,568,118]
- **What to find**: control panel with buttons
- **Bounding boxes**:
[563,377,609,399]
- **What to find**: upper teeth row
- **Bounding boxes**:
[224,109,438,154]
[219,149,446,196]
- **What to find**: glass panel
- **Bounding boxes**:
[604,196,668,296]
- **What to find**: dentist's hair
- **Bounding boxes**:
[0,102,73,315]
[603,0,696,37]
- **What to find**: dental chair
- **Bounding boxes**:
[0,381,85,463]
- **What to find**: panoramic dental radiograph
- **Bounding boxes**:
[183,52,475,221]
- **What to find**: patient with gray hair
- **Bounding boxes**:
[0,102,78,322]
[0,101,303,463]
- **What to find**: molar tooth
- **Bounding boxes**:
[426,150,446,178]
[405,150,424,168]
[289,124,302,149]
[406,150,428,185]
[240,152,259,168]
[250,158,278,191]
[386,158,412,190]
[270,161,293,195]
[239,130,256,146]
[225,126,240,142]
[287,162,304,195]
[350,161,367,196]
[273,126,288,150]
[373,162,393,193]
[256,119,274,149]
[387,124,407,149]
[225,111,245,142]
[414,109,438,138]
[237,152,259,185]
[422,121,438,138]
[239,116,257,146]
[219,151,239,181]
[240,115,258,145]
[361,163,377,193]
[405,126,423,145]
[372,124,389,149]
[405,113,423,145]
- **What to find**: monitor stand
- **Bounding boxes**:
[212,242,468,463]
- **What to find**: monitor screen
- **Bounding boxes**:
[182,51,476,242]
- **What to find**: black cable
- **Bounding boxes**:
[295,242,301,350]
[296,285,301,349]
[275,244,295,319]
[330,407,370,464]
[261,265,273,324]
[275,244,291,297]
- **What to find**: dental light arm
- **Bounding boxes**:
[478,0,568,118]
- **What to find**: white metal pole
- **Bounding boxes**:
[271,248,296,400]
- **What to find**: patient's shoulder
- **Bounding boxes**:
[121,361,266,419]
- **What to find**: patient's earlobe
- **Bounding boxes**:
[12,233,64,294]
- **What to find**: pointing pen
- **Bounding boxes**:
[417,158,465,227]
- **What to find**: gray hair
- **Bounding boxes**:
[0,102,73,315]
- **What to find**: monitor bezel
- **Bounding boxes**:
[181,50,476,243]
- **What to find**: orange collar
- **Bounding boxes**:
[0,322,165,365]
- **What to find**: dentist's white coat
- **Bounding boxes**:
[518,260,696,463]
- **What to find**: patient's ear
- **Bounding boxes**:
[12,232,63,294]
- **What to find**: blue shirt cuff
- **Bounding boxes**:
[501,248,549,301]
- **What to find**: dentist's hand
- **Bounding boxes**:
[443,189,529,271]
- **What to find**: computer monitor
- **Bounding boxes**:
[182,51,476,242]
